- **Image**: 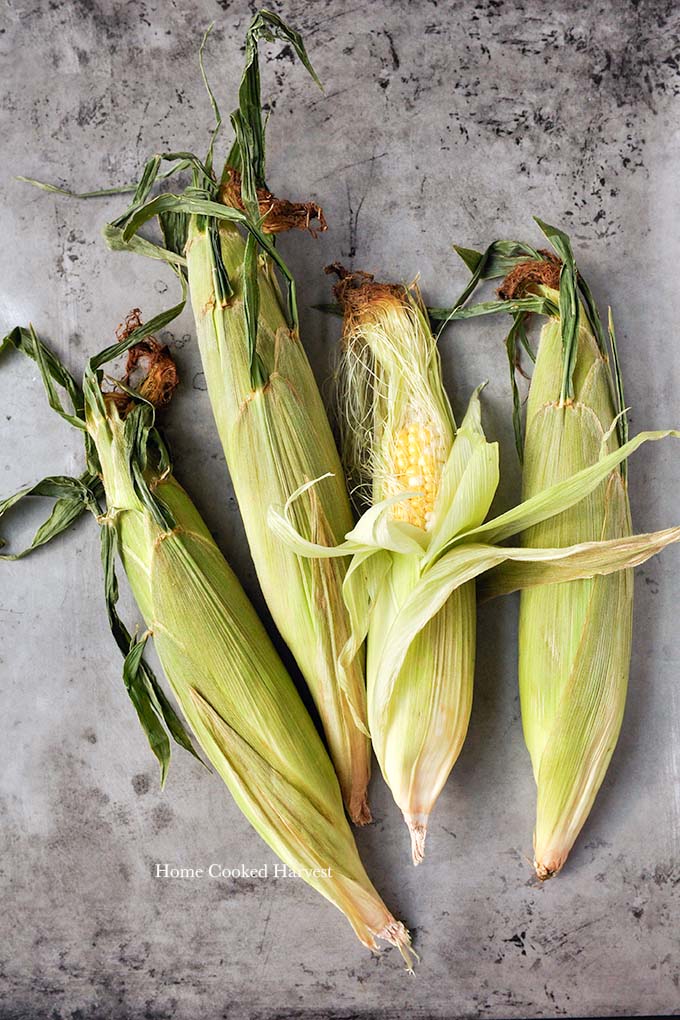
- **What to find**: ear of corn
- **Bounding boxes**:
[270,261,680,867]
[337,278,486,864]
[275,272,498,863]
[183,213,371,823]
[511,235,635,879]
[438,218,680,879]
[0,322,414,965]
[95,12,371,824]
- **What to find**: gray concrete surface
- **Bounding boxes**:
[2,0,680,1017]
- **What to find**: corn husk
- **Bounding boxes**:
[184,215,370,822]
[439,218,680,878]
[519,300,632,880]
[504,231,638,879]
[328,272,483,864]
[0,321,414,965]
[272,262,680,867]
[94,11,371,823]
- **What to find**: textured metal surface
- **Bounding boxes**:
[1,1,680,1017]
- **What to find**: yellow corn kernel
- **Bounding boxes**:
[388,420,447,529]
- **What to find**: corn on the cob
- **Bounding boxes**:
[280,272,493,863]
[272,260,680,868]
[438,219,680,878]
[502,241,634,880]
[95,11,372,824]
[331,270,480,864]
[0,321,413,964]
[183,213,370,823]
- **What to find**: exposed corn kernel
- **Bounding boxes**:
[388,420,447,529]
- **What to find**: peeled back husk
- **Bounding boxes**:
[329,275,487,864]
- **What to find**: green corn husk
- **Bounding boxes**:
[437,218,680,879]
[107,11,370,824]
[274,271,495,863]
[517,278,632,880]
[183,213,370,823]
[0,322,413,964]
[271,255,680,867]
[328,272,479,864]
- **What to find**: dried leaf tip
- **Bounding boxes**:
[405,815,428,867]
[376,921,419,973]
[352,796,373,826]
[219,168,327,236]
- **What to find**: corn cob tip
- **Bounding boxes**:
[351,795,373,826]
[534,839,569,880]
[376,921,418,973]
[405,814,428,866]
[534,854,566,881]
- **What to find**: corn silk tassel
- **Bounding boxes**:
[433,217,680,878]
[0,317,414,965]
[23,11,371,823]
[272,259,680,866]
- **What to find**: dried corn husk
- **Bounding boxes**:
[0,321,413,964]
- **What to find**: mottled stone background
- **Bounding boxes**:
[2,0,680,1017]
